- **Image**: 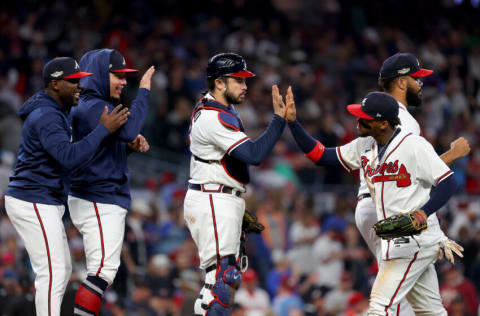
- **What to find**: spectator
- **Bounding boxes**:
[235,269,271,316]
[272,276,304,316]
[440,266,479,315]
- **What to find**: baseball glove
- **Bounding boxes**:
[242,210,265,234]
[373,210,427,240]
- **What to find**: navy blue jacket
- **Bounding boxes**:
[69,49,149,210]
[6,91,110,205]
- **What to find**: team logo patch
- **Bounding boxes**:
[397,67,410,74]
[51,71,63,78]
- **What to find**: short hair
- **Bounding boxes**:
[207,77,226,92]
[378,76,396,93]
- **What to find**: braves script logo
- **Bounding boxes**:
[361,156,411,187]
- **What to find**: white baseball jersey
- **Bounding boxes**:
[338,129,452,259]
[357,101,420,196]
[189,93,249,192]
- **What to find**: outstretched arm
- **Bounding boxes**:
[284,87,340,166]
[230,85,287,165]
[288,120,340,166]
[39,105,129,170]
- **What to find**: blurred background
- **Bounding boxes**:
[0,0,480,315]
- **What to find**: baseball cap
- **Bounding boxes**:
[379,53,433,79]
[347,91,399,121]
[243,269,258,282]
[109,50,138,73]
[43,57,93,85]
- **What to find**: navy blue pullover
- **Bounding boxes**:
[6,91,110,205]
[69,49,149,210]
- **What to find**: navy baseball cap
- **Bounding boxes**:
[347,92,399,121]
[43,57,93,85]
[109,50,138,73]
[379,53,433,79]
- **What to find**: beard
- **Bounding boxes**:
[224,89,243,105]
[406,86,422,107]
[60,93,76,110]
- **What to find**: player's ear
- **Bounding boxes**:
[379,120,389,131]
[49,80,60,92]
[215,77,227,92]
[396,76,408,91]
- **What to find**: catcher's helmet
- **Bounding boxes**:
[206,53,255,80]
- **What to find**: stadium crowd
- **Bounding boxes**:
[0,0,479,315]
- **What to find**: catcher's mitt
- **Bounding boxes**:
[242,210,264,234]
[373,211,427,240]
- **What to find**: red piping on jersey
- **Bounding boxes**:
[381,182,386,219]
[336,147,352,172]
[218,112,240,132]
[385,251,418,316]
[383,133,412,162]
[33,203,52,316]
[93,203,105,277]
[435,170,453,186]
[201,184,223,193]
[380,133,412,219]
[226,137,249,154]
[397,303,400,316]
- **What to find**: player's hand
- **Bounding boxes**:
[139,66,155,91]
[439,239,464,264]
[450,137,470,160]
[285,86,296,122]
[272,85,286,118]
[100,105,129,133]
[412,209,428,230]
[128,134,150,152]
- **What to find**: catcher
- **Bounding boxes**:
[285,90,461,315]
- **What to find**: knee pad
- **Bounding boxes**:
[207,256,241,314]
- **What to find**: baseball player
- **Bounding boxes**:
[354,53,468,315]
[286,91,458,315]
[183,52,288,316]
[4,57,129,316]
[67,49,154,316]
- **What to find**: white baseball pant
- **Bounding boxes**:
[355,196,414,316]
[368,243,447,316]
[5,195,72,316]
[183,187,245,269]
[184,187,245,315]
[68,196,127,285]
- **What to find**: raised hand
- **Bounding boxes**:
[450,137,470,160]
[128,134,150,152]
[285,86,296,122]
[272,85,286,118]
[99,104,130,133]
[139,66,155,91]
